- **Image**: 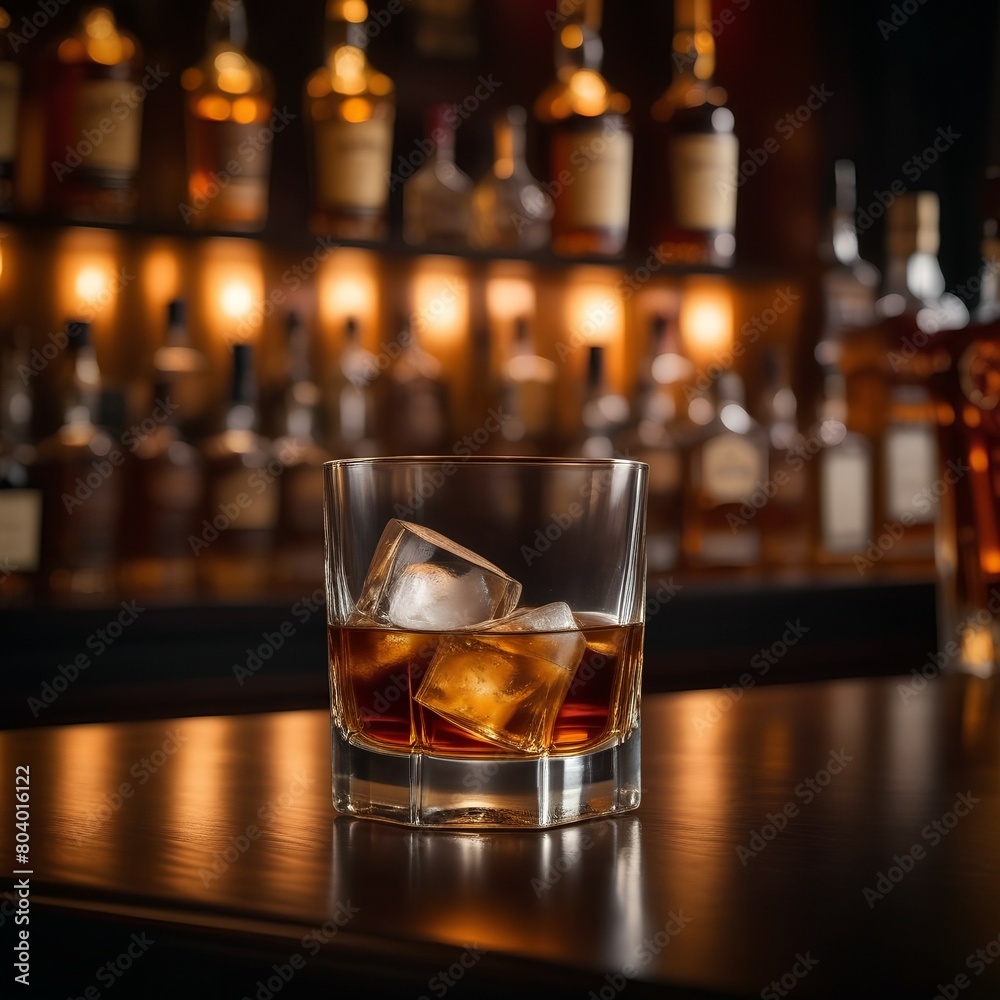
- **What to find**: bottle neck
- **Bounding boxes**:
[207,0,248,50]
[493,114,526,179]
[554,0,604,77]
[326,1,369,53]
[66,344,101,427]
[226,345,257,431]
[671,0,716,83]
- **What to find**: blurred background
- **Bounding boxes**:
[3,0,999,721]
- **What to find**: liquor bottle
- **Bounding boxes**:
[974,220,1000,323]
[494,316,557,455]
[471,106,553,252]
[272,312,331,593]
[32,321,122,600]
[117,376,203,598]
[615,313,692,573]
[534,0,632,256]
[305,0,395,240]
[197,343,277,598]
[0,331,40,604]
[758,347,808,572]
[813,160,880,372]
[876,192,969,335]
[0,7,20,211]
[571,344,628,458]
[382,317,450,455]
[922,324,1000,674]
[683,371,767,572]
[403,104,472,248]
[651,0,738,268]
[874,193,967,572]
[152,298,211,441]
[38,5,145,222]
[809,373,874,571]
[181,0,275,231]
[326,315,382,457]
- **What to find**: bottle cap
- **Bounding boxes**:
[167,298,186,328]
[66,320,91,350]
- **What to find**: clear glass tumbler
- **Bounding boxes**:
[324,457,647,828]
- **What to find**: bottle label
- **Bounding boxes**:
[821,446,872,552]
[702,433,761,504]
[885,424,937,523]
[0,61,21,162]
[0,489,42,571]
[669,133,738,231]
[75,79,143,173]
[192,120,271,223]
[214,469,278,531]
[314,118,392,211]
[552,120,632,230]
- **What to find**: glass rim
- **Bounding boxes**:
[323,455,648,471]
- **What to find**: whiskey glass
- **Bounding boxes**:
[324,457,647,828]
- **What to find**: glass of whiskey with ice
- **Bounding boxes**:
[324,457,648,828]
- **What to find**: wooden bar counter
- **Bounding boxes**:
[2,671,999,998]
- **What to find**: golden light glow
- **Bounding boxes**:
[970,443,989,473]
[231,97,258,124]
[214,51,253,95]
[198,239,265,346]
[220,281,253,320]
[75,266,110,304]
[370,73,393,96]
[561,24,584,48]
[983,552,1000,576]
[680,280,733,363]
[486,278,535,323]
[566,282,622,347]
[332,47,366,95]
[341,97,372,123]
[318,249,379,338]
[56,228,123,328]
[568,69,607,117]
[82,7,133,65]
[141,245,180,313]
[961,625,996,673]
[197,95,231,121]
[341,0,368,23]
[412,265,469,352]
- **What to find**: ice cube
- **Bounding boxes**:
[355,520,521,630]
[414,602,587,753]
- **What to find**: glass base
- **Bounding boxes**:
[330,725,641,829]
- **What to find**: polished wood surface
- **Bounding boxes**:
[3,673,999,998]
